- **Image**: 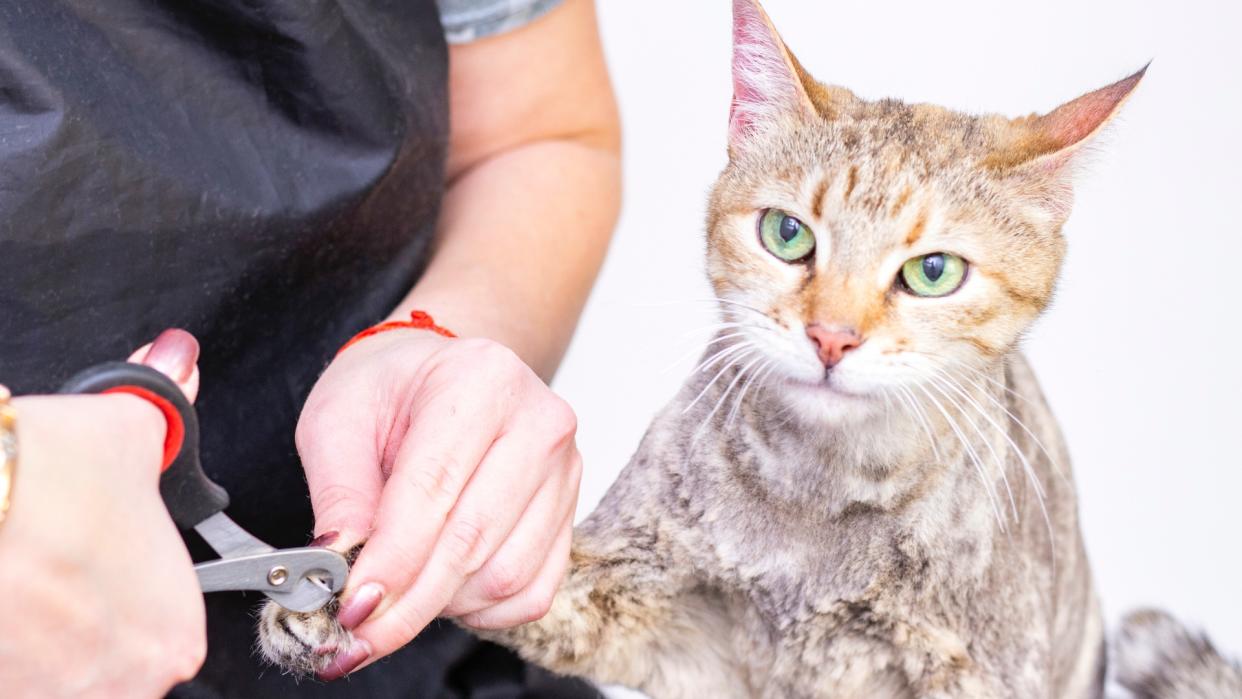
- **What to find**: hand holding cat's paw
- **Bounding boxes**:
[293,329,581,675]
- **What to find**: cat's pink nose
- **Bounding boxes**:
[805,324,862,369]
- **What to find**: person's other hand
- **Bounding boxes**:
[0,330,206,697]
[297,329,582,678]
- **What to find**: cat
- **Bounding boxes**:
[258,1,1241,696]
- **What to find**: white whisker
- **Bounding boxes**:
[912,382,1007,532]
[930,367,1047,501]
[925,376,1018,521]
[727,358,773,429]
[692,341,754,376]
[896,385,942,463]
[671,323,753,343]
[904,350,1068,486]
[706,297,771,318]
[880,387,895,435]
[952,359,1040,409]
[953,370,1069,486]
[660,331,757,376]
[682,347,758,416]
[695,353,767,442]
[930,366,1059,568]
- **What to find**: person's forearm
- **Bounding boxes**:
[393,138,621,381]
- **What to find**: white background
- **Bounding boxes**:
[554,0,1242,659]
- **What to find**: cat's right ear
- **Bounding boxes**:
[729,0,817,153]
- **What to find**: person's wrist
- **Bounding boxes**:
[337,310,456,357]
[12,395,167,479]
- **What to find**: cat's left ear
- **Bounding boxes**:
[729,0,818,153]
[992,64,1148,220]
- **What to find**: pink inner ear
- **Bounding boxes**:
[1038,68,1146,150]
[729,0,800,143]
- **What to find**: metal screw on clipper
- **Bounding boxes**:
[268,566,289,587]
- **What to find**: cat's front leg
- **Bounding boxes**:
[470,517,747,699]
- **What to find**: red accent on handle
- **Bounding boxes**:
[103,386,186,472]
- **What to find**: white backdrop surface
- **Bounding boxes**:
[552,0,1242,655]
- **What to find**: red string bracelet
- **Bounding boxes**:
[337,310,456,356]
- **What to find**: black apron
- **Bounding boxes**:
[0,1,596,696]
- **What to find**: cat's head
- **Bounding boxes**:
[708,0,1143,425]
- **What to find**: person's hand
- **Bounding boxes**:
[297,329,583,678]
[0,330,206,697]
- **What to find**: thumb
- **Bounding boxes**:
[296,394,384,550]
[128,329,201,402]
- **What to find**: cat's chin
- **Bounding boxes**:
[781,376,883,425]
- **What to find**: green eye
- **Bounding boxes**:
[758,209,815,262]
[900,253,968,297]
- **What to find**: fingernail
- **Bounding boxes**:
[337,583,383,631]
[309,531,339,548]
[317,640,371,681]
[143,329,200,384]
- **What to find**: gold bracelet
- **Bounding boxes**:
[0,385,16,526]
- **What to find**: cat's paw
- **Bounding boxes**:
[255,542,364,679]
[256,595,356,679]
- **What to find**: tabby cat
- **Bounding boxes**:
[258,1,1241,696]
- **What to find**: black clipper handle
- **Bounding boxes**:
[60,362,230,529]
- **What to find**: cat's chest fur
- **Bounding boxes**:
[649,403,1007,697]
